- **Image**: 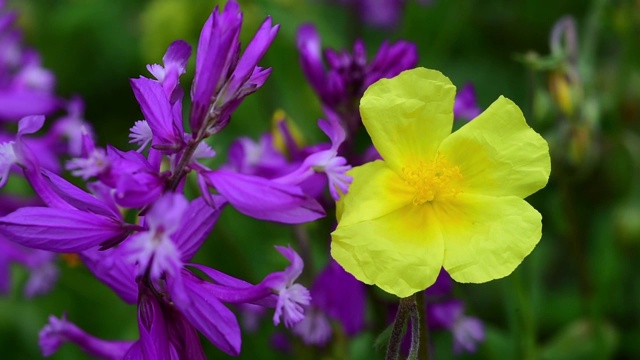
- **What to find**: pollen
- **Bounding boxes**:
[402,153,463,205]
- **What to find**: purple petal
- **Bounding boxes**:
[424,269,453,298]
[163,40,191,73]
[453,316,485,354]
[311,260,365,335]
[223,17,279,102]
[130,77,183,151]
[39,314,133,358]
[190,1,242,133]
[0,207,128,252]
[39,168,120,218]
[365,41,418,89]
[296,24,327,99]
[317,113,346,150]
[204,170,325,224]
[134,284,172,360]
[0,90,60,121]
[170,273,242,356]
[453,83,482,121]
[174,196,226,262]
[292,309,332,346]
[17,115,45,135]
[186,264,275,305]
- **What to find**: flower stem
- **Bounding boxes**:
[407,297,420,360]
[415,291,430,360]
[386,295,421,360]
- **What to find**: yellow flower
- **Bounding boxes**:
[330,68,551,298]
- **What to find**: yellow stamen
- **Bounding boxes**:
[402,153,463,205]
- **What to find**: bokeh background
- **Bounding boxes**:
[1,0,639,359]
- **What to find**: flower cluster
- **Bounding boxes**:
[0,1,360,357]
[0,0,552,358]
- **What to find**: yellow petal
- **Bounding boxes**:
[336,160,413,227]
[433,193,542,283]
[360,68,456,173]
[331,204,444,298]
[438,96,550,198]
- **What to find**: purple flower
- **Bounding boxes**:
[428,300,485,354]
[189,245,312,330]
[189,0,279,136]
[0,3,60,120]
[275,114,352,200]
[453,83,482,121]
[0,115,46,186]
[293,259,366,346]
[224,134,289,178]
[124,193,187,281]
[297,24,417,133]
[292,309,332,346]
[332,0,435,28]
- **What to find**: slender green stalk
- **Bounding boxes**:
[415,291,429,360]
[406,298,421,360]
[386,296,411,360]
[386,295,425,360]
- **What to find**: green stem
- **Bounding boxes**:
[415,291,430,360]
[386,296,412,360]
[407,297,421,360]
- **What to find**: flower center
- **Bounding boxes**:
[402,153,463,205]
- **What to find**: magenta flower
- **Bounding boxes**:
[297,23,417,133]
[0,2,60,120]
[428,300,486,354]
[453,83,483,121]
[189,0,279,136]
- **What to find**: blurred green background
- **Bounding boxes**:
[1,0,639,359]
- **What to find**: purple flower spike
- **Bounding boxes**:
[453,83,482,121]
[220,17,279,105]
[190,0,278,136]
[190,1,243,134]
[39,314,134,358]
[297,24,417,133]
